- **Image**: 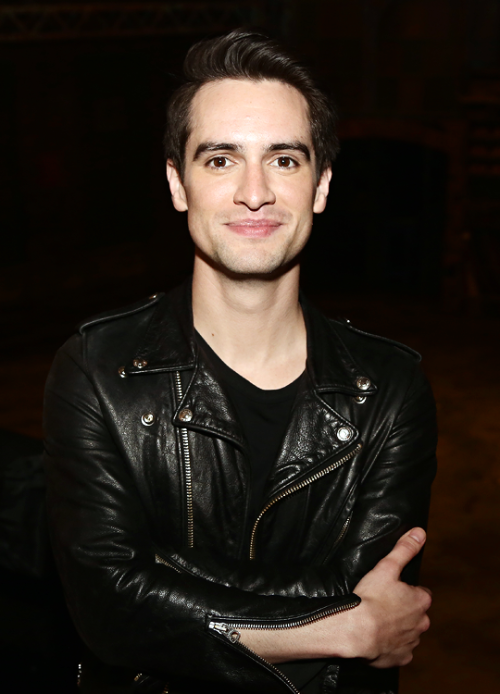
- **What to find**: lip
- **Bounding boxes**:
[225,219,282,238]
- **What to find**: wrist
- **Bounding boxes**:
[334,597,378,661]
[300,598,365,660]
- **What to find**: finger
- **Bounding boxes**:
[382,528,426,577]
[400,652,414,667]
[419,614,431,633]
[417,588,433,615]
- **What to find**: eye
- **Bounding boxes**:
[271,156,298,169]
[208,156,230,169]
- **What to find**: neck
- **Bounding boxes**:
[192,255,306,389]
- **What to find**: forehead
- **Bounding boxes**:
[188,78,311,148]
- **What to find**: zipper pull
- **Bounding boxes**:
[209,621,241,643]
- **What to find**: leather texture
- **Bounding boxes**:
[43,280,437,693]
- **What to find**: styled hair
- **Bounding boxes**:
[164,29,339,179]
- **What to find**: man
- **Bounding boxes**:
[44,30,436,694]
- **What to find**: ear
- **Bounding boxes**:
[166,159,188,212]
[313,167,332,214]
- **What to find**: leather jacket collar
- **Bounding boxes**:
[124,278,377,398]
[117,279,378,498]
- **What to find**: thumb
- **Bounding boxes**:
[383,527,426,578]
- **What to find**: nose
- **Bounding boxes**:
[233,162,276,210]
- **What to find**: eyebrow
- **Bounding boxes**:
[193,141,311,161]
[268,142,311,161]
[193,142,240,160]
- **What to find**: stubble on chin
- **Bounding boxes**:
[207,236,298,278]
[191,210,310,279]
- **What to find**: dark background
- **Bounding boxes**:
[0,1,499,692]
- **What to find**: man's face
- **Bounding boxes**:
[167,78,331,277]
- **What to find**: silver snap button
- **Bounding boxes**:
[149,294,157,300]
[337,426,353,442]
[141,412,155,426]
[354,396,366,404]
[356,376,371,391]
[178,408,193,423]
[118,366,127,378]
[133,359,148,369]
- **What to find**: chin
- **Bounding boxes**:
[215,250,289,276]
[214,248,302,280]
[195,238,302,278]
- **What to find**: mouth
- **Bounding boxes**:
[225,219,282,238]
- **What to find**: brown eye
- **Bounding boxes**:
[277,157,292,167]
[212,157,227,168]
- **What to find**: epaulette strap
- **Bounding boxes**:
[341,321,422,362]
[77,293,163,334]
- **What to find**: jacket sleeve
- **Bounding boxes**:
[43,337,357,692]
[334,363,438,590]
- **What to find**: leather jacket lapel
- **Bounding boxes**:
[303,295,377,397]
[262,298,374,500]
[173,357,246,449]
[122,280,374,491]
[125,280,196,375]
[264,370,361,500]
[123,279,246,446]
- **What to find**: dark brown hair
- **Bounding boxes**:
[164,29,339,180]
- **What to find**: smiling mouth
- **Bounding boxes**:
[225,219,282,238]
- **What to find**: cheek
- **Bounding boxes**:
[186,176,233,213]
[278,179,315,217]
[185,184,227,243]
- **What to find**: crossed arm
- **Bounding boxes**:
[43,337,436,687]
[241,527,432,667]
[242,364,437,667]
[169,363,437,668]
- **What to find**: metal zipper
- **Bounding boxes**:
[154,548,299,693]
[331,514,352,553]
[174,371,194,548]
[155,553,182,573]
[209,598,359,694]
[249,442,362,560]
[209,623,300,694]
[209,599,359,633]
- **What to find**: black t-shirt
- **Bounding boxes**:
[196,332,301,519]
[196,333,329,692]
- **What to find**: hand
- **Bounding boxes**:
[238,527,431,666]
[347,527,432,668]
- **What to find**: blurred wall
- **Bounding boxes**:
[289,0,500,309]
[1,0,499,351]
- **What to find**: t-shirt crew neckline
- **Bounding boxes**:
[194,331,304,399]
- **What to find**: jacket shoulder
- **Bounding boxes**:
[77,293,163,334]
[334,318,421,362]
[325,315,422,380]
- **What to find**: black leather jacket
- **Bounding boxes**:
[43,281,437,694]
